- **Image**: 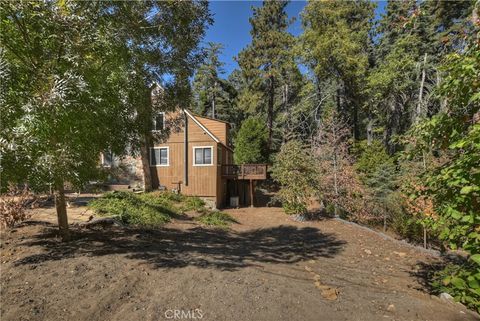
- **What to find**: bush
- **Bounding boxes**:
[432,262,480,313]
[270,140,318,215]
[89,191,177,226]
[196,211,236,227]
[183,196,206,212]
[0,187,35,228]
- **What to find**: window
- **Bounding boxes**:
[152,112,165,131]
[150,147,169,166]
[101,151,114,167]
[194,146,213,166]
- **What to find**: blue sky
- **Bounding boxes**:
[202,1,387,77]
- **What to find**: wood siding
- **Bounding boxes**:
[150,111,233,207]
[194,115,230,145]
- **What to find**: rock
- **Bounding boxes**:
[321,287,339,301]
[387,304,395,312]
[364,249,372,255]
[439,292,455,302]
[393,251,406,257]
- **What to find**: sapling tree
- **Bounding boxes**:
[312,107,371,221]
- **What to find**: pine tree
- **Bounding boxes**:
[237,1,296,152]
[300,0,375,141]
[192,42,231,119]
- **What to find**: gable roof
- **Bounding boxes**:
[183,109,233,152]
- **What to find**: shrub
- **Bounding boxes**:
[354,140,393,181]
[431,262,480,313]
[183,196,206,212]
[89,191,176,226]
[196,211,236,227]
[0,187,35,228]
[270,140,318,215]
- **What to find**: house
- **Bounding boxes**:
[101,109,267,209]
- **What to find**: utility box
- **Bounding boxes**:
[229,196,239,208]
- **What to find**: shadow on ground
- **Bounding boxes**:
[13,224,346,271]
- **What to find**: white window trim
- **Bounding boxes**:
[151,112,165,132]
[101,152,113,168]
[150,146,169,167]
[193,146,214,166]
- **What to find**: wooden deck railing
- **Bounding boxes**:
[221,164,268,180]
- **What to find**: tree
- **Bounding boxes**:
[312,107,371,221]
[104,1,212,192]
[404,29,479,309]
[0,1,212,239]
[300,0,375,141]
[233,117,268,164]
[270,140,318,215]
[237,0,296,152]
[192,42,232,120]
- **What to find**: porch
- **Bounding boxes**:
[221,164,268,207]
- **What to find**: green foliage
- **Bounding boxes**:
[405,42,480,308]
[192,42,234,120]
[355,140,394,180]
[432,262,480,312]
[196,211,236,228]
[237,0,298,151]
[300,0,374,139]
[270,140,318,215]
[234,117,269,164]
[89,191,177,226]
[183,196,206,212]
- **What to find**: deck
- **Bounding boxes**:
[221,164,268,180]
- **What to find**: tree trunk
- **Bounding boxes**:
[415,53,428,123]
[55,180,70,241]
[366,114,373,146]
[267,75,275,152]
[212,81,216,119]
[352,101,360,141]
[332,123,339,218]
[140,133,153,192]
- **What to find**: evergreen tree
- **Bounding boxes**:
[233,117,268,164]
[192,42,231,119]
[300,0,375,141]
[237,0,297,152]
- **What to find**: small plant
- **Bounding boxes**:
[0,187,35,228]
[183,196,206,212]
[431,262,480,313]
[89,191,177,226]
[196,211,236,227]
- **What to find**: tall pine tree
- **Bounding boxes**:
[237,1,296,153]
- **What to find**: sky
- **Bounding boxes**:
[202,1,387,78]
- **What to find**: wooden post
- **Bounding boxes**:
[250,179,254,207]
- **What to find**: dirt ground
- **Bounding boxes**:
[1,202,479,321]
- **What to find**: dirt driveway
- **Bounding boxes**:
[1,205,478,321]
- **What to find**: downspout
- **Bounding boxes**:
[183,110,188,186]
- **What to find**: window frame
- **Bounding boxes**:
[193,146,214,166]
[151,112,165,132]
[150,146,169,167]
[101,151,114,168]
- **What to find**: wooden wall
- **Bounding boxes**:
[194,115,230,145]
